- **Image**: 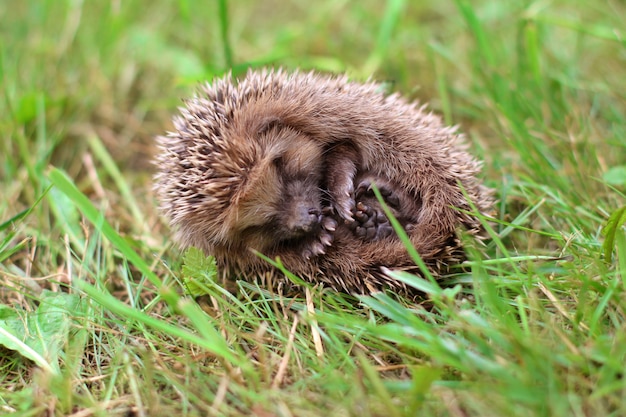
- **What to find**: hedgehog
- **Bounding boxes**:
[154,68,493,295]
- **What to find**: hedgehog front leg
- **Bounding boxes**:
[299,143,357,259]
[324,143,359,222]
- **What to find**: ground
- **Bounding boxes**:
[1,1,626,416]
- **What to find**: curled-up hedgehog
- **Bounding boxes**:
[154,68,493,295]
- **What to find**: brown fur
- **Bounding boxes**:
[154,68,493,295]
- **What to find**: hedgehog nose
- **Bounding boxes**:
[292,207,321,234]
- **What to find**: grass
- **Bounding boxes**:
[1,0,626,416]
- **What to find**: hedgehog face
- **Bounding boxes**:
[231,126,325,253]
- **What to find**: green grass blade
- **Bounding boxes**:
[87,135,146,232]
[76,280,246,369]
[371,184,436,283]
[48,166,163,289]
[217,0,233,68]
[601,206,626,263]
[0,326,57,375]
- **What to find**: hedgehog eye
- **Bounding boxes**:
[257,117,282,136]
[272,155,284,167]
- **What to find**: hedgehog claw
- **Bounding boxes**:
[320,231,333,247]
[322,216,338,232]
[333,192,355,222]
[337,205,354,222]
[354,209,367,222]
[355,180,372,198]
[311,241,326,256]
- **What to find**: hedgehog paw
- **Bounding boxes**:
[302,240,326,260]
[317,210,337,250]
[350,200,394,241]
[355,178,401,210]
[332,185,356,223]
[300,208,337,259]
[301,232,332,259]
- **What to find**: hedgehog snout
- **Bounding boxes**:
[286,205,321,236]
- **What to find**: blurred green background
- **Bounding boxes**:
[3,1,624,213]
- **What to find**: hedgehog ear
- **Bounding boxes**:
[256,116,283,136]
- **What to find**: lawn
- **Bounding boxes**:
[1,1,626,416]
